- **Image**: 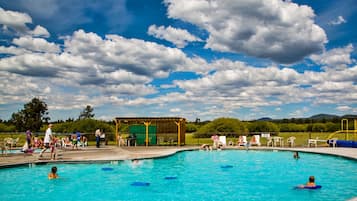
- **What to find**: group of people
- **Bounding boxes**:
[22,126,54,155]
[22,130,45,152]
[62,132,88,149]
[23,124,91,160]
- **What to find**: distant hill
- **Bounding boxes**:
[253,113,356,122]
[309,114,339,120]
[256,117,273,121]
[341,114,357,119]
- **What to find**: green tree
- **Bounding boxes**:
[186,123,199,133]
[10,98,49,131]
[325,122,339,132]
[247,121,280,133]
[312,123,326,132]
[194,117,248,138]
[79,105,95,120]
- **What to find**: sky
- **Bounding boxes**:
[0,0,356,122]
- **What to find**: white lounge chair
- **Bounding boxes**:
[266,137,273,147]
[219,136,227,147]
[273,136,284,147]
[308,137,326,147]
[237,136,247,146]
[329,138,338,148]
[287,136,296,147]
[4,137,19,149]
[1,140,8,156]
[250,135,261,146]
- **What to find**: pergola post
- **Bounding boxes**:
[144,121,151,147]
[175,119,183,146]
[114,119,120,146]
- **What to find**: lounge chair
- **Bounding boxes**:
[4,137,17,149]
[237,136,247,146]
[329,138,338,148]
[1,140,8,156]
[266,137,273,147]
[287,136,296,147]
[219,136,227,147]
[61,137,73,148]
[272,136,284,147]
[250,135,261,146]
[308,137,326,147]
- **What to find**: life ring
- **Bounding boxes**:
[221,165,233,169]
[131,182,150,186]
[304,185,322,189]
[165,176,177,180]
[295,185,322,189]
[101,167,114,171]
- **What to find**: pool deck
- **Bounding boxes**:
[0,145,357,168]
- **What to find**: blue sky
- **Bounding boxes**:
[0,0,356,121]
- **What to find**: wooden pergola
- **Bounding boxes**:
[114,117,186,146]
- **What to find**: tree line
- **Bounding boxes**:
[0,98,354,136]
[0,98,114,134]
[188,117,351,138]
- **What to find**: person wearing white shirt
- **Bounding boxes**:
[39,124,53,158]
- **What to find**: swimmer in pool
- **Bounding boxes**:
[298,176,316,188]
[293,151,300,159]
[48,166,59,179]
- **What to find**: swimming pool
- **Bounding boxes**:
[5,149,41,154]
[0,150,356,201]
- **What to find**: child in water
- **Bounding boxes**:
[48,166,59,179]
[293,151,300,159]
[298,176,316,188]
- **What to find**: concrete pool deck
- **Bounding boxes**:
[0,145,357,167]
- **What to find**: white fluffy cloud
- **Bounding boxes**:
[63,30,192,78]
[0,3,356,121]
[0,7,32,33]
[12,36,60,53]
[148,25,202,48]
[0,29,206,113]
[0,7,50,37]
[164,0,327,63]
[30,25,50,38]
[310,44,354,70]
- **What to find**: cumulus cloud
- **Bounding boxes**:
[30,25,50,38]
[329,16,346,25]
[164,0,327,63]
[0,29,208,112]
[0,7,32,33]
[0,4,355,121]
[63,30,193,78]
[12,36,60,53]
[148,25,202,48]
[0,7,50,37]
[310,44,354,70]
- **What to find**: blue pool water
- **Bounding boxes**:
[6,149,41,154]
[0,150,356,201]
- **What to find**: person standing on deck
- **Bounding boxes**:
[95,128,101,148]
[39,124,53,158]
